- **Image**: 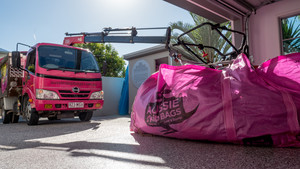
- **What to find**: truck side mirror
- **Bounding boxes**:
[12,51,21,68]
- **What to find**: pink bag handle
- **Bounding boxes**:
[281,91,300,133]
[260,77,300,133]
[221,74,237,141]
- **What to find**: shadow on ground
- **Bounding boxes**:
[1,115,299,169]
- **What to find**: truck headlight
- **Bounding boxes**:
[90,91,104,100]
[36,89,60,100]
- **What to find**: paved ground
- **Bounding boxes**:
[0,115,299,169]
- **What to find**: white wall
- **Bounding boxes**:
[249,0,300,65]
[94,76,124,116]
[128,50,171,114]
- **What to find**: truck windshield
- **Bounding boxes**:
[38,45,100,72]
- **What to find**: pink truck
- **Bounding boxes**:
[1,43,104,125]
[0,27,169,125]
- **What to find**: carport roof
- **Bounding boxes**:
[164,0,283,22]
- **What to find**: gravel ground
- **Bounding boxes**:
[0,115,299,169]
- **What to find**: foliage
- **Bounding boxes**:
[281,15,300,54]
[170,13,232,63]
[74,43,126,77]
[28,65,35,73]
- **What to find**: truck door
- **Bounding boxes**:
[23,48,36,97]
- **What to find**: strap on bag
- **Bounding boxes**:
[221,73,237,142]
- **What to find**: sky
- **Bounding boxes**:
[0,0,194,57]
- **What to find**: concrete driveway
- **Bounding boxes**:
[0,115,299,169]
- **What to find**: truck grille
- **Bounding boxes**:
[59,90,90,99]
[60,94,89,98]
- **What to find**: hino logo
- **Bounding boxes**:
[72,87,80,93]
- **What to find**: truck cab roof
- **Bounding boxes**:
[33,43,90,52]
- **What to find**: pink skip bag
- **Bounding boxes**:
[130,53,300,147]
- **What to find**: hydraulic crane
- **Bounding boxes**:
[63,27,171,46]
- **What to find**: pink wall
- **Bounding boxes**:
[249,0,300,65]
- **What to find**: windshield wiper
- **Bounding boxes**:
[46,67,63,71]
[45,67,96,74]
[73,70,86,74]
[46,67,73,72]
[84,69,99,72]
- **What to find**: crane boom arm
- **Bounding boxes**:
[63,27,171,46]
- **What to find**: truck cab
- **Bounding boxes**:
[19,43,103,125]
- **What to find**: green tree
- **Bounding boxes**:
[281,15,300,54]
[74,43,126,77]
[170,13,232,63]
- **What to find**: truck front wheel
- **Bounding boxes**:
[79,111,93,121]
[23,97,39,125]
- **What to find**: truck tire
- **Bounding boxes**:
[79,111,93,121]
[2,108,12,124]
[23,97,39,125]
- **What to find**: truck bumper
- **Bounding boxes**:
[34,99,104,111]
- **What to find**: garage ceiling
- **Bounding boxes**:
[165,0,282,23]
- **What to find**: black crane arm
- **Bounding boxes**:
[64,27,171,46]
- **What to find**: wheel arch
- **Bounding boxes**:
[22,91,35,108]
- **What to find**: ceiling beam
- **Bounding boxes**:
[165,0,244,23]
